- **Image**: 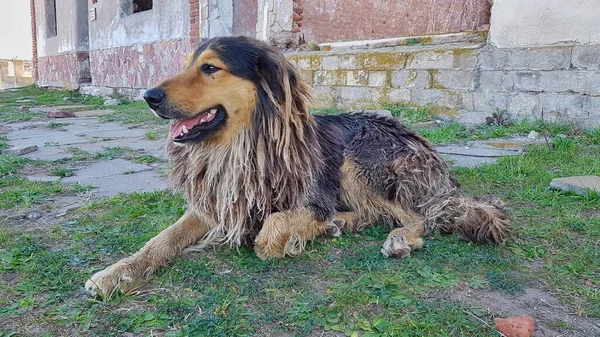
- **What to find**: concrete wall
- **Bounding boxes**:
[34,0,89,57]
[301,0,491,43]
[490,0,600,48]
[0,0,33,60]
[88,0,190,50]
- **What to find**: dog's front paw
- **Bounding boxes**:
[85,261,138,299]
[381,229,423,258]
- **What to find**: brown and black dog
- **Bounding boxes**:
[86,36,511,297]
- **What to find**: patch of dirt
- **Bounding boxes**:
[449,286,600,337]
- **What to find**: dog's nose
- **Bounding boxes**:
[144,88,166,109]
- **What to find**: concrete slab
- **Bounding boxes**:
[75,109,115,117]
[22,146,74,161]
[550,176,600,196]
[436,141,522,168]
[61,159,153,183]
[64,170,169,198]
[26,175,61,182]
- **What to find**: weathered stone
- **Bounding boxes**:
[346,70,368,86]
[472,92,510,112]
[509,92,539,117]
[406,51,454,69]
[313,70,344,86]
[51,105,94,112]
[386,88,411,103]
[74,109,115,117]
[484,140,552,150]
[453,48,479,69]
[26,175,62,183]
[359,52,407,70]
[3,145,39,156]
[16,99,35,103]
[572,45,600,70]
[391,70,430,89]
[367,71,387,87]
[338,54,359,69]
[103,98,123,106]
[19,106,30,111]
[321,55,339,70]
[550,176,600,196]
[410,89,458,108]
[536,94,589,119]
[294,56,312,70]
[502,71,600,95]
[48,111,77,118]
[494,315,535,337]
[339,87,380,102]
[480,47,571,70]
[527,131,539,140]
[478,71,503,91]
[432,70,476,90]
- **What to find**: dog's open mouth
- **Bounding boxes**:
[169,106,226,143]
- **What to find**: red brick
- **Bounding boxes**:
[292,27,301,33]
[293,15,303,21]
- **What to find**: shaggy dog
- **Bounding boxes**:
[85,36,512,297]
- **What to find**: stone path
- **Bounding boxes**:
[3,113,169,198]
[2,109,551,199]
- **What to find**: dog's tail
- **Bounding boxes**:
[421,192,512,244]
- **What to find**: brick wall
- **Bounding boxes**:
[30,0,38,81]
[287,37,600,126]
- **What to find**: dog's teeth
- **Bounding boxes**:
[200,118,206,124]
[210,109,217,114]
[182,125,188,134]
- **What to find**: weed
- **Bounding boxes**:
[50,168,73,177]
[144,130,159,140]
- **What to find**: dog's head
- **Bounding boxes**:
[144,36,310,145]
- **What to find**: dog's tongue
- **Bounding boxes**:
[169,115,203,138]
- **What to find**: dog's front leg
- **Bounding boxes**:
[85,211,210,298]
[254,209,329,259]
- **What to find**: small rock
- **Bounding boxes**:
[27,211,42,220]
[16,99,34,103]
[104,98,123,106]
[3,145,39,156]
[527,131,539,140]
[550,176,600,197]
[48,111,77,118]
[19,105,30,111]
[494,315,535,337]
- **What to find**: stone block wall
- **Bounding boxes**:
[287,41,600,125]
[37,53,90,89]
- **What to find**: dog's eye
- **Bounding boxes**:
[201,64,220,75]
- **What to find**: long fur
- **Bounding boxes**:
[167,37,512,248]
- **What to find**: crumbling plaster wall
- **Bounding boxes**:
[34,0,88,57]
[88,0,190,50]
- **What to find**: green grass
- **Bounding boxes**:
[1,92,600,335]
[0,85,105,123]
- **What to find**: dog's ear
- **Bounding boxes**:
[256,50,299,109]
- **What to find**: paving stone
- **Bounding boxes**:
[3,145,38,156]
[64,170,169,198]
[484,139,553,151]
[75,109,115,117]
[50,105,94,111]
[61,159,153,183]
[435,141,522,168]
[26,175,61,182]
[22,147,74,161]
[550,176,600,196]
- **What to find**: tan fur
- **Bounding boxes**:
[85,211,212,297]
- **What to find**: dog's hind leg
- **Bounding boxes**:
[255,209,331,259]
[85,211,211,298]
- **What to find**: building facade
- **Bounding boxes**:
[30,0,600,125]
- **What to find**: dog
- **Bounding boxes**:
[85,36,512,297]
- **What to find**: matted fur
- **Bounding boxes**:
[85,36,512,297]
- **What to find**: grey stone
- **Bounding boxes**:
[550,176,600,196]
[367,71,387,87]
[103,98,123,106]
[26,175,61,182]
[16,99,35,103]
[527,131,539,140]
[432,70,475,90]
[338,87,380,102]
[61,159,153,183]
[472,92,510,112]
[478,71,504,91]
[48,111,77,118]
[321,55,340,70]
[436,141,522,167]
[391,70,430,89]
[572,45,600,70]
[65,170,169,198]
[536,94,589,119]
[3,145,38,156]
[27,211,42,220]
[502,71,600,95]
[410,89,458,108]
[22,147,74,161]
[406,51,454,69]
[479,46,572,71]
[338,54,359,69]
[509,92,539,117]
[386,88,411,103]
